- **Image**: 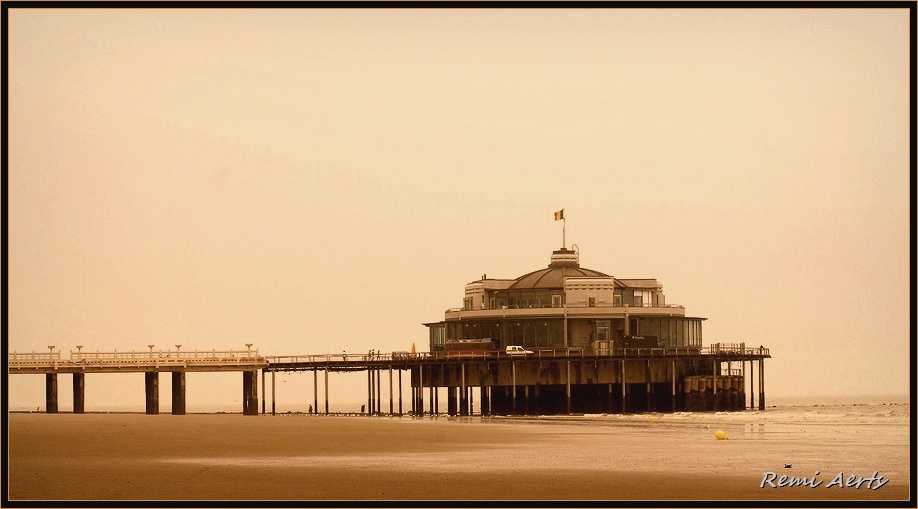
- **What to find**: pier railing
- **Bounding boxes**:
[9,349,266,370]
[11,344,770,371]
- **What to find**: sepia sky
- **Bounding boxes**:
[7,8,911,411]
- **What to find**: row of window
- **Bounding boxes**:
[636,317,703,347]
[463,288,663,310]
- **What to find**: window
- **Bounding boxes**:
[596,320,610,341]
[552,295,562,307]
[588,297,596,307]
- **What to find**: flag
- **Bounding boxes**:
[554,209,564,221]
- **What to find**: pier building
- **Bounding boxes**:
[9,248,770,416]
[426,247,703,354]
[419,245,770,414]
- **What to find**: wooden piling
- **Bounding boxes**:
[758,359,765,410]
[324,368,329,415]
[271,371,276,416]
[398,369,403,416]
[313,369,318,415]
[261,370,266,415]
[389,366,394,416]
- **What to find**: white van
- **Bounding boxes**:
[505,345,534,357]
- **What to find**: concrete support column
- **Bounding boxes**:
[566,360,572,415]
[447,386,457,416]
[46,373,59,413]
[376,369,382,416]
[242,370,258,416]
[313,369,318,415]
[242,371,250,415]
[368,368,374,415]
[261,370,266,415]
[460,364,468,416]
[749,360,755,409]
[711,359,720,412]
[758,359,765,410]
[620,359,627,414]
[418,366,424,416]
[671,359,677,412]
[469,386,474,415]
[481,385,490,416]
[72,373,85,414]
[271,371,276,416]
[171,371,186,415]
[608,382,613,413]
[145,372,159,415]
[511,362,517,415]
[434,386,439,416]
[389,367,394,415]
[645,359,652,412]
[324,369,329,415]
[398,370,403,416]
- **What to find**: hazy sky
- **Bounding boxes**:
[7,8,910,411]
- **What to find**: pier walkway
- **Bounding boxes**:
[8,343,770,416]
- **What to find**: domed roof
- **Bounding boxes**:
[508,248,609,289]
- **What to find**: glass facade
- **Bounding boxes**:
[618,289,653,307]
[636,317,703,347]
[493,290,558,309]
[447,319,564,349]
[428,324,446,351]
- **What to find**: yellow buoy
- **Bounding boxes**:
[714,429,729,440]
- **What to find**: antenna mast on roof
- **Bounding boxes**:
[553,209,565,248]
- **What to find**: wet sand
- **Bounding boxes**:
[8,412,910,501]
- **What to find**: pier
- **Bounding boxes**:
[9,343,769,415]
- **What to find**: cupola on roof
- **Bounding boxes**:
[508,248,609,290]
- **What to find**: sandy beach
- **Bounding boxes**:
[8,410,910,501]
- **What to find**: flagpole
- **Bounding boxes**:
[563,217,566,249]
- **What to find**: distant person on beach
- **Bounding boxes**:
[308,404,313,414]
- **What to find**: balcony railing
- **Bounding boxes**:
[448,303,685,313]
